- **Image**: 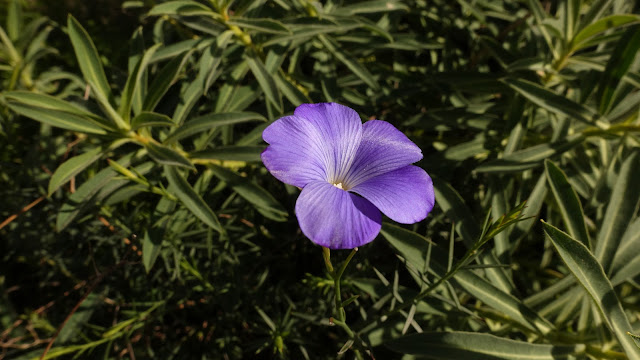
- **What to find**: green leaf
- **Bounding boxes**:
[610,217,640,285]
[7,0,21,41]
[150,38,205,63]
[128,27,145,107]
[131,112,175,130]
[145,142,194,169]
[476,134,585,173]
[172,37,233,125]
[337,0,409,15]
[48,147,104,196]
[119,43,161,121]
[57,292,101,344]
[142,228,163,273]
[524,0,557,58]
[433,177,515,294]
[511,174,548,242]
[209,165,287,221]
[55,154,138,231]
[4,92,111,134]
[381,224,554,334]
[203,31,234,94]
[262,20,361,46]
[164,166,223,233]
[246,55,282,112]
[143,48,194,111]
[142,195,176,272]
[433,177,479,247]
[598,25,640,114]
[190,146,264,162]
[594,149,640,272]
[274,71,311,106]
[67,15,125,129]
[148,0,215,17]
[2,91,94,116]
[386,331,585,359]
[329,15,393,42]
[164,112,266,143]
[576,0,615,33]
[571,14,640,51]
[318,35,380,90]
[227,17,290,34]
[542,222,640,359]
[544,160,590,248]
[502,78,607,128]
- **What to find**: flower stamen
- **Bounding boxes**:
[333,182,344,190]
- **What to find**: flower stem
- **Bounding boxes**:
[333,248,358,322]
[323,247,364,359]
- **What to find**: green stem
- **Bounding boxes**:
[333,248,358,322]
[323,247,364,359]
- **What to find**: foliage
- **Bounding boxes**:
[1,0,640,359]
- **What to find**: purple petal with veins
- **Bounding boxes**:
[262,102,434,249]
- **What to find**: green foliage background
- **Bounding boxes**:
[1,0,640,359]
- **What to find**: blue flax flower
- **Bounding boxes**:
[262,103,435,249]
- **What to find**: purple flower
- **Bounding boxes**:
[261,103,435,249]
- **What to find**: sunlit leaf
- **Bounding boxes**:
[543,222,640,358]
[387,331,585,359]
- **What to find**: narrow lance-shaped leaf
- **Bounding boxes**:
[542,221,640,359]
[571,14,640,51]
[56,153,136,231]
[476,134,585,173]
[147,0,216,17]
[131,112,175,130]
[145,141,194,169]
[67,15,126,129]
[502,78,608,128]
[119,43,161,121]
[610,217,640,285]
[274,71,311,106]
[246,54,282,113]
[48,147,104,196]
[143,48,195,111]
[386,331,585,359]
[128,27,146,115]
[164,112,266,143]
[209,165,287,222]
[203,31,234,94]
[433,177,515,294]
[525,0,557,58]
[164,166,223,233]
[381,223,554,335]
[598,25,640,114]
[337,0,409,15]
[143,195,175,273]
[6,0,21,41]
[544,160,590,248]
[595,149,640,273]
[226,17,291,34]
[4,93,111,135]
[172,36,232,125]
[318,34,380,90]
[190,146,264,162]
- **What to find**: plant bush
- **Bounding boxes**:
[1,0,640,359]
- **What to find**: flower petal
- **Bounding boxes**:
[262,115,329,187]
[295,181,382,249]
[343,120,422,188]
[350,165,434,224]
[294,103,363,183]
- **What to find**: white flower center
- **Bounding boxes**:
[333,182,344,190]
